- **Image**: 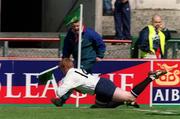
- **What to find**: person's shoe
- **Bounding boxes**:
[148,70,167,80]
[51,98,63,107]
[126,101,140,108]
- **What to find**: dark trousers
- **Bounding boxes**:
[114,1,131,39]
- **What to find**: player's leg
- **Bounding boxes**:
[112,70,167,102]
[90,94,125,108]
[131,70,167,97]
[112,87,135,102]
[92,77,139,108]
[110,87,140,108]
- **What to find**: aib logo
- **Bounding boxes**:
[155,63,180,86]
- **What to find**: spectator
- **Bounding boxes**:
[103,0,112,16]
[62,20,106,73]
[137,14,171,59]
[112,0,131,40]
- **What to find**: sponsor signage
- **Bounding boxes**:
[1,59,179,105]
[0,59,150,104]
[153,61,180,104]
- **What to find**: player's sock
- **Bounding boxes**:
[130,70,167,97]
[130,77,152,97]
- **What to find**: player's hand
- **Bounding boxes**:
[51,98,64,107]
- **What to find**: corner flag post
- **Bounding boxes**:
[76,4,83,108]
[77,4,83,70]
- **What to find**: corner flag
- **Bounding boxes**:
[64,7,80,26]
[38,66,59,85]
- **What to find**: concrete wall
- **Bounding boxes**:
[103,0,180,36]
[42,0,75,32]
[41,0,180,36]
[103,9,180,36]
[130,0,180,9]
[131,9,180,36]
[42,0,96,32]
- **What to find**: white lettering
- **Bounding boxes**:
[41,75,58,98]
[172,89,180,101]
[5,73,21,98]
[154,89,164,101]
[165,89,169,101]
[119,74,133,90]
[24,73,39,98]
[108,73,115,82]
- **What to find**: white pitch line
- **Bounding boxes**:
[134,108,178,115]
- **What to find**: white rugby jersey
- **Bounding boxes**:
[56,68,100,98]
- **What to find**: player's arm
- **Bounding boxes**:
[57,90,73,106]
[56,72,82,103]
[56,79,75,98]
[51,90,73,107]
[53,79,74,107]
[53,69,87,107]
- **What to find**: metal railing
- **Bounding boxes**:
[130,36,180,59]
[0,36,132,58]
[165,38,180,58]
[1,33,179,59]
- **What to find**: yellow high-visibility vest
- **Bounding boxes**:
[140,25,165,58]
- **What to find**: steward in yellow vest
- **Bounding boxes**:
[140,25,165,58]
[136,15,171,58]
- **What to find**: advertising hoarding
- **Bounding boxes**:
[0,59,179,106]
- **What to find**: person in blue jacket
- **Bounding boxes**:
[62,20,106,73]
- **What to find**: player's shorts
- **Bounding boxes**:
[95,78,116,103]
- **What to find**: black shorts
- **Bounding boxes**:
[95,78,116,103]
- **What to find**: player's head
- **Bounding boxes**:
[60,58,74,74]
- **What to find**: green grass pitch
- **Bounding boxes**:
[0,104,180,119]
